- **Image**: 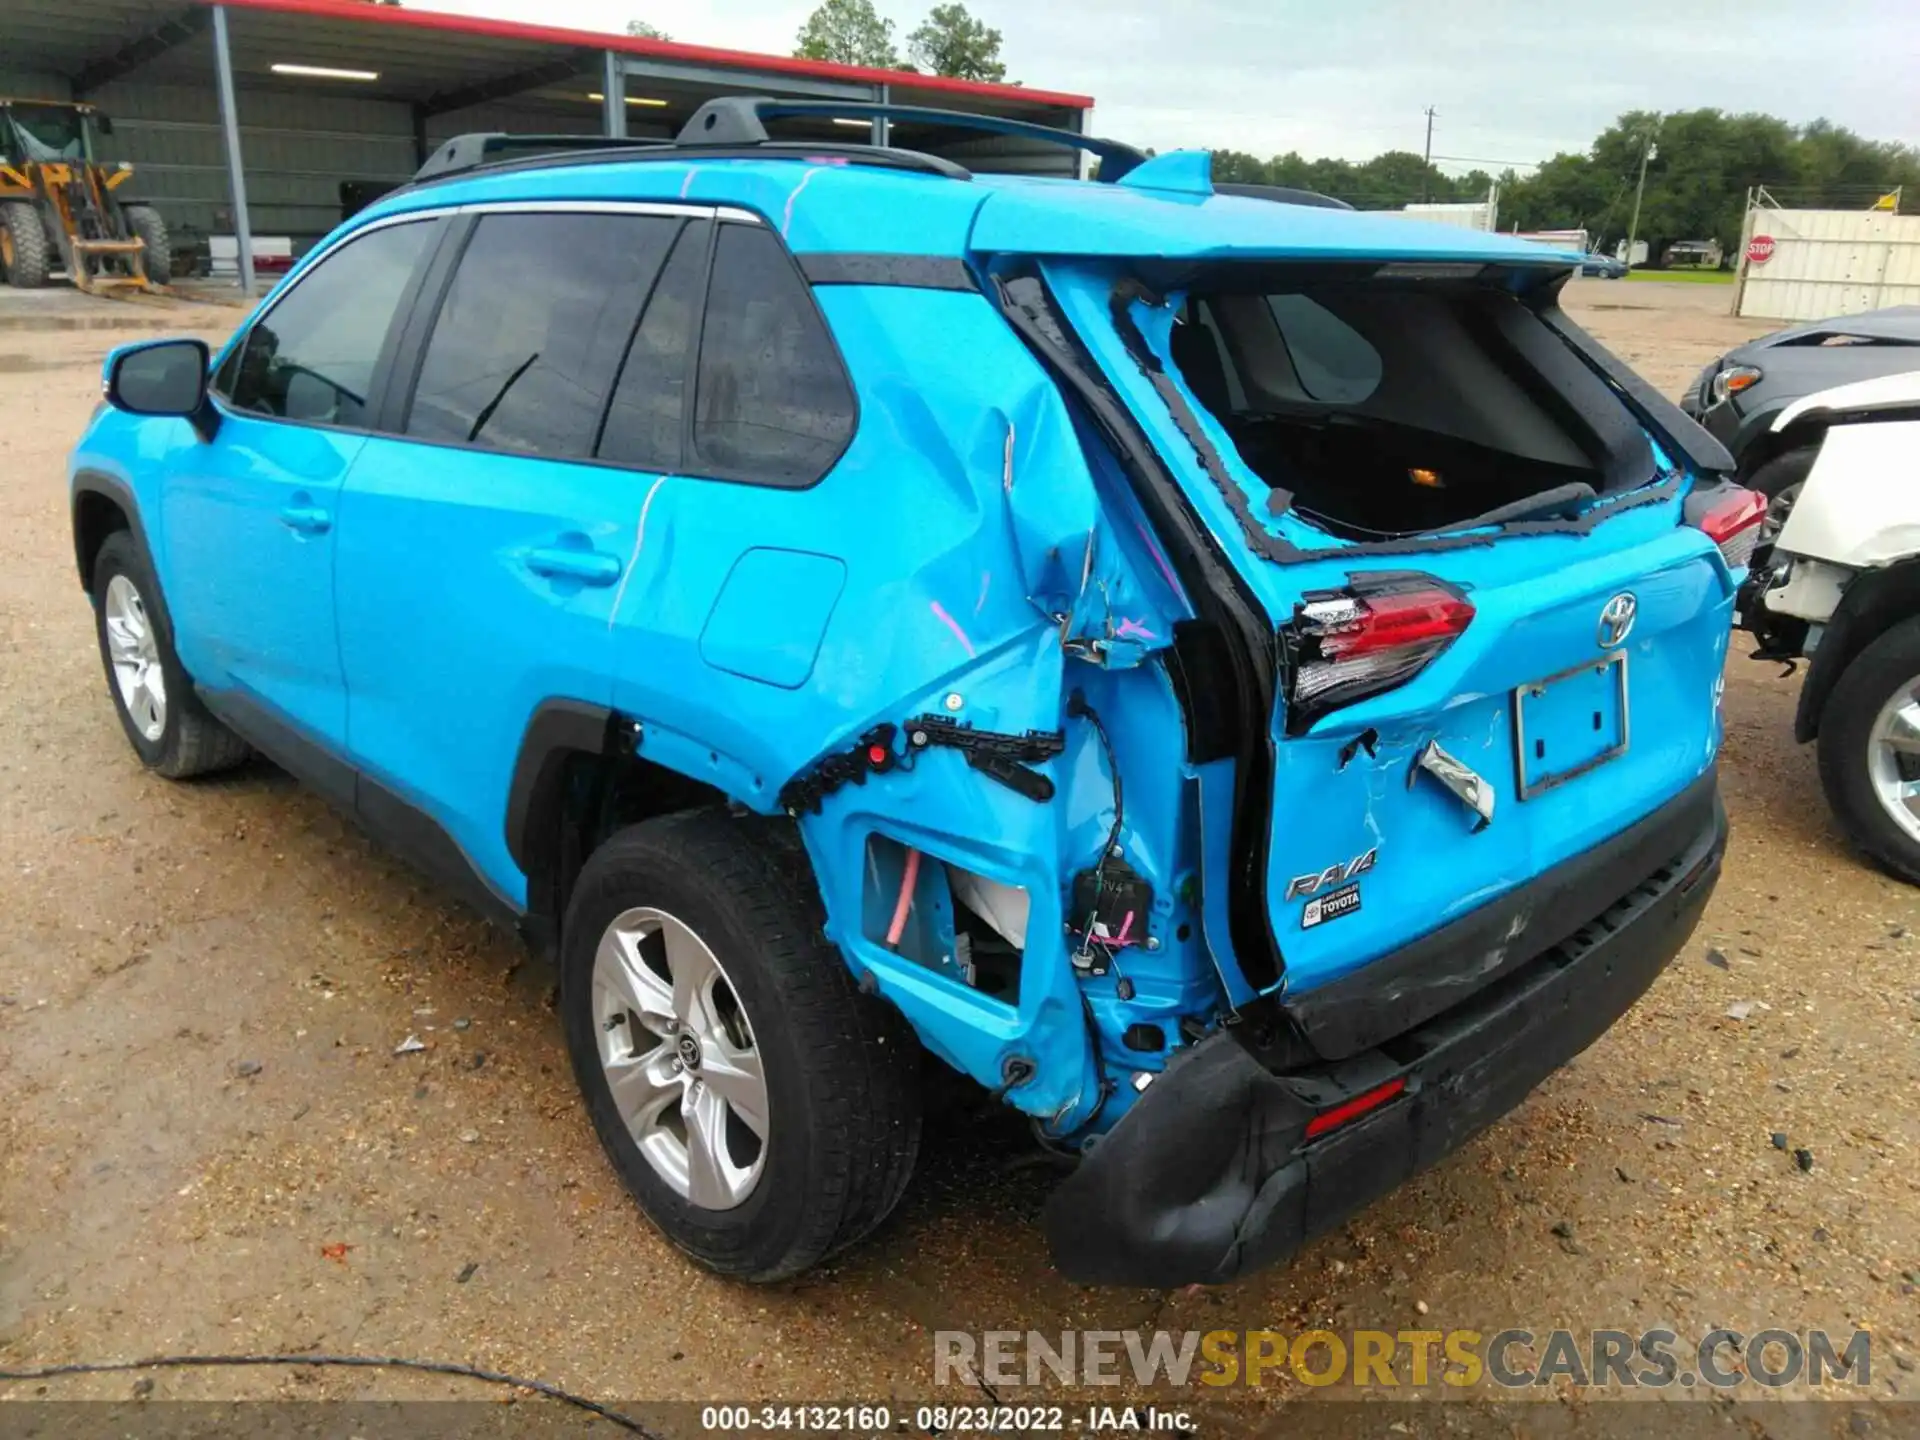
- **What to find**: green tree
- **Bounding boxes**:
[625,19,671,40]
[794,0,900,68]
[1202,108,1919,249]
[907,4,1007,82]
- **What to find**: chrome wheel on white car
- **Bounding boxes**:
[1867,684,1920,846]
[1818,618,1920,887]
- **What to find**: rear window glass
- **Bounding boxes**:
[1265,294,1382,404]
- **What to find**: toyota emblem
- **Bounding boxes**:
[1598,592,1637,648]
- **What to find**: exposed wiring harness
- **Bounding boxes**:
[1066,690,1126,954]
[0,1353,654,1434]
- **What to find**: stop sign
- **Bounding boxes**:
[1747,234,1776,265]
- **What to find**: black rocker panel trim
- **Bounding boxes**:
[198,686,521,931]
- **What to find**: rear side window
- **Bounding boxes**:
[690,223,854,487]
[406,212,679,459]
[597,222,706,472]
[1265,294,1382,405]
[222,219,433,427]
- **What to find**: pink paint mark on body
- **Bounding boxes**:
[782,167,823,237]
[678,167,700,197]
[1134,520,1180,593]
[1116,616,1158,641]
[974,570,992,614]
[929,600,976,658]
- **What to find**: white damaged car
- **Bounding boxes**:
[1739,370,1920,881]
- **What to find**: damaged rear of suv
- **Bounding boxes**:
[72,101,1750,1288]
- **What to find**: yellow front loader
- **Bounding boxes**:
[0,98,170,295]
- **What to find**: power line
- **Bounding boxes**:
[1430,153,1544,169]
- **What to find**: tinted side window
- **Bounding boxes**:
[407,212,679,459]
[224,220,433,426]
[1266,294,1382,405]
[597,221,706,472]
[691,223,854,486]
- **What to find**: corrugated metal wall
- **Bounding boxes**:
[92,80,412,240]
[84,80,610,245]
[1736,207,1920,321]
[0,70,74,100]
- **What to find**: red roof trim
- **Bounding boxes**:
[203,0,1096,109]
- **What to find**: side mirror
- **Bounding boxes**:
[105,337,218,440]
[96,113,115,136]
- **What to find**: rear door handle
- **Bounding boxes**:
[526,545,622,586]
[279,503,332,535]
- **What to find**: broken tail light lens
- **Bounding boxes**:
[1287,575,1474,733]
[1685,484,1767,571]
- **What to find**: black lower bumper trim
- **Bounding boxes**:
[1044,773,1725,1287]
[1285,769,1724,1059]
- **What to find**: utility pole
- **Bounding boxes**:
[1625,117,1659,271]
[1422,106,1437,202]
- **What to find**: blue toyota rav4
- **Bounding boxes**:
[70,99,1758,1287]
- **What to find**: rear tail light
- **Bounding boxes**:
[1685,484,1767,570]
[1287,575,1474,732]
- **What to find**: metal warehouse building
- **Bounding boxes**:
[2,0,1094,291]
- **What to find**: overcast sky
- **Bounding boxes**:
[416,0,1919,172]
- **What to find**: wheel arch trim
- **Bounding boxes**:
[71,468,150,595]
[1797,557,1920,743]
[504,697,622,875]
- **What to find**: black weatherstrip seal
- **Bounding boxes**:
[1110,279,1295,565]
[797,253,980,291]
[993,272,1290,994]
[1109,279,1691,565]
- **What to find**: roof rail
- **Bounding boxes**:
[409,97,1148,187]
[414,132,666,182]
[411,131,973,186]
[676,96,1147,180]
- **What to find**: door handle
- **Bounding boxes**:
[279,503,332,535]
[526,545,622,586]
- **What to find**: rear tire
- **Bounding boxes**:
[123,205,171,285]
[560,810,921,1281]
[1,202,50,288]
[1817,618,1920,886]
[91,531,251,779]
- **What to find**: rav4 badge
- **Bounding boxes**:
[1284,847,1377,902]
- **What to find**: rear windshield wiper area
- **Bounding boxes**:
[1164,272,1656,544]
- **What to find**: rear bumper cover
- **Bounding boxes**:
[1044,770,1725,1287]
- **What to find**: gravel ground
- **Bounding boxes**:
[2,279,1915,1423]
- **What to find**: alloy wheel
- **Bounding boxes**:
[104,573,167,742]
[591,906,769,1210]
[1867,679,1920,846]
